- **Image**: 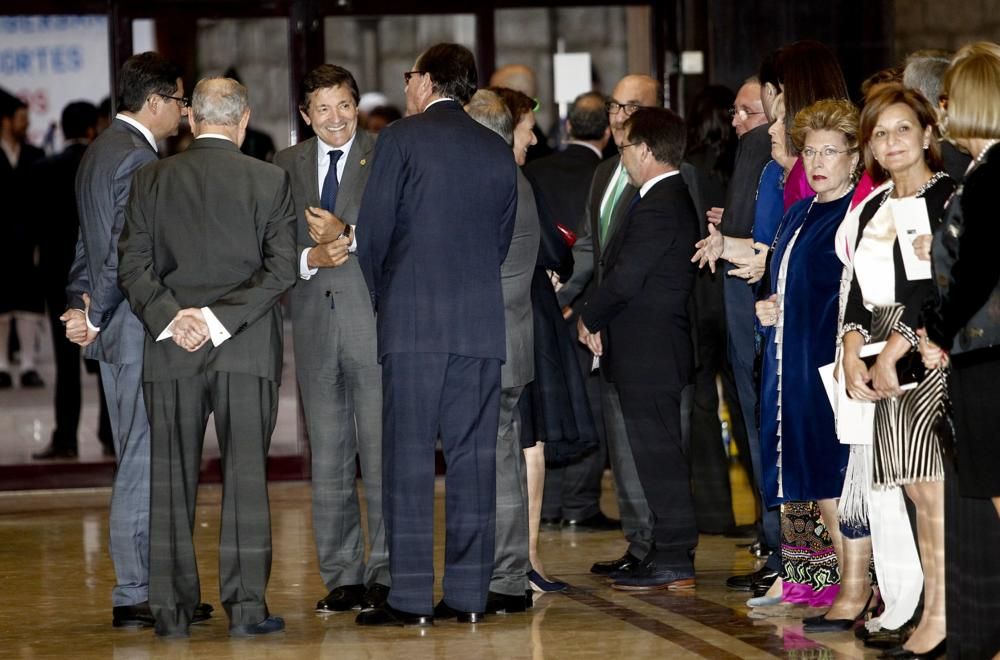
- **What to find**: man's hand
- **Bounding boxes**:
[706,207,724,226]
[912,234,933,262]
[729,243,769,283]
[755,294,779,327]
[62,292,98,347]
[561,305,574,321]
[692,223,724,273]
[171,308,209,352]
[305,207,346,244]
[917,328,948,369]
[307,235,351,269]
[576,316,603,356]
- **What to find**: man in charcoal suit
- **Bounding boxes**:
[356,43,517,626]
[577,107,699,590]
[118,77,296,637]
[560,75,661,575]
[64,52,212,628]
[274,64,389,614]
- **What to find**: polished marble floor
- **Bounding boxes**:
[0,470,887,659]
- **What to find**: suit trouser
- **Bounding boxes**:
[690,309,737,533]
[299,361,388,590]
[146,371,277,632]
[382,353,500,615]
[491,385,529,596]
[542,338,606,521]
[99,360,150,607]
[46,293,81,449]
[724,272,780,570]
[600,375,654,559]
[617,383,698,571]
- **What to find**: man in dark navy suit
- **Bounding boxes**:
[356,43,518,626]
[577,107,699,591]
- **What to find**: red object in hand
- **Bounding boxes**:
[555,223,577,247]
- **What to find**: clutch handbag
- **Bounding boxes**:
[860,341,926,390]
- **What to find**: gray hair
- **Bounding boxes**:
[903,49,952,104]
[464,89,513,146]
[191,77,249,126]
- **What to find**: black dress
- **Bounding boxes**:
[518,179,599,463]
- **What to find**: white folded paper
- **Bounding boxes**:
[891,197,932,281]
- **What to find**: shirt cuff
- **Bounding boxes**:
[300,248,319,280]
[348,225,358,253]
[85,312,100,333]
[201,307,231,347]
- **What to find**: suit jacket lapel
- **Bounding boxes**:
[297,137,320,208]
[603,178,637,247]
[335,131,374,216]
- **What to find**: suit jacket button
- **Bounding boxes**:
[325,290,331,297]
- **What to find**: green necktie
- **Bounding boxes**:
[599,165,628,245]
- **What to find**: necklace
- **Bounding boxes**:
[975,139,999,164]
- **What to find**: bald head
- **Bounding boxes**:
[608,74,662,147]
[731,81,765,137]
[489,64,537,97]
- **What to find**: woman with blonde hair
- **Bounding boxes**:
[920,41,1000,659]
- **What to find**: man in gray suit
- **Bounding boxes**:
[463,90,539,616]
[273,64,389,613]
[63,52,212,628]
[118,77,296,638]
[558,74,660,576]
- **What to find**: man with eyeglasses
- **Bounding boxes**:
[577,107,699,590]
[64,51,212,629]
[557,74,660,580]
[700,76,782,597]
[356,43,517,626]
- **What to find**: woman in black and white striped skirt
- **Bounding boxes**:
[841,82,953,658]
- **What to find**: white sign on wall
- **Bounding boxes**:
[0,15,110,151]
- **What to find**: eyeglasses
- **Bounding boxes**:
[158,93,191,108]
[617,142,640,154]
[605,101,647,116]
[729,107,764,121]
[404,70,423,84]
[801,146,853,160]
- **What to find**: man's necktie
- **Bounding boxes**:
[320,149,343,212]
[599,165,629,246]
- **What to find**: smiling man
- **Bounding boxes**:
[273,64,389,615]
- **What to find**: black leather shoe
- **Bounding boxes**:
[863,622,916,649]
[20,370,44,388]
[355,604,432,627]
[485,591,527,614]
[114,601,213,628]
[361,583,390,610]
[879,639,946,659]
[590,551,643,575]
[230,615,285,637]
[540,516,563,527]
[727,566,778,592]
[0,371,12,388]
[564,511,620,531]
[722,524,757,538]
[433,600,485,623]
[32,443,78,460]
[316,584,366,612]
[193,602,213,623]
[113,602,156,627]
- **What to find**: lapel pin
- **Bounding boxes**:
[360,159,367,167]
